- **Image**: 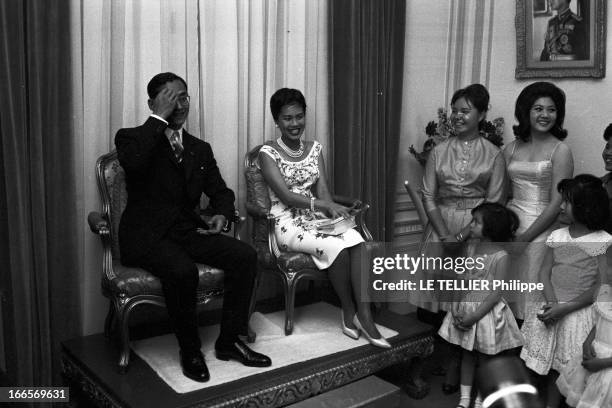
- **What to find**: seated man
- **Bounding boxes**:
[115,72,271,382]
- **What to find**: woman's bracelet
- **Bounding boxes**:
[310,196,315,212]
[455,232,464,242]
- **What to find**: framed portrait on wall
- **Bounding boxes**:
[516,0,607,78]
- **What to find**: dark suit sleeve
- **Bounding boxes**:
[115,116,168,173]
[201,143,236,221]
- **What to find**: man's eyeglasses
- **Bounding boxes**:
[177,95,191,106]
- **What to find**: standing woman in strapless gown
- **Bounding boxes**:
[504,82,574,322]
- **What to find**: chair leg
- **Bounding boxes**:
[246,268,262,343]
[104,300,115,338]
[284,275,298,336]
[115,299,133,373]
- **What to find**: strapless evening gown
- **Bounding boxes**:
[506,160,554,320]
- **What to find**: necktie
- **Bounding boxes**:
[169,130,184,162]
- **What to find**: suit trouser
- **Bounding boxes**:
[137,230,257,353]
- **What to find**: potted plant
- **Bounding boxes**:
[409,108,504,167]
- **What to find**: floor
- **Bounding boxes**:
[376,350,459,408]
[376,340,571,408]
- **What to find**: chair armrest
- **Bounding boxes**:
[355,202,373,242]
[333,194,361,208]
[88,211,110,235]
[331,195,373,241]
[246,202,269,218]
[231,210,246,238]
[266,214,280,262]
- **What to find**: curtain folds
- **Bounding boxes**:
[0,0,82,387]
[329,0,406,241]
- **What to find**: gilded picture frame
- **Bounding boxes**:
[516,0,606,78]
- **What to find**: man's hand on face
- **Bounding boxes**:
[151,88,178,120]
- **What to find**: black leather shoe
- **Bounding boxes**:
[215,340,272,367]
[180,350,210,382]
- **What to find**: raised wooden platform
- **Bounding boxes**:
[61,309,433,408]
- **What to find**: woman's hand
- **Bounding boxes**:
[457,312,478,329]
[583,337,596,361]
[453,312,477,331]
[321,201,351,219]
[537,303,567,325]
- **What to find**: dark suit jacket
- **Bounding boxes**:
[115,116,235,263]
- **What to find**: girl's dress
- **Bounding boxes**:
[557,284,612,408]
[520,227,612,375]
[258,142,363,269]
[438,250,524,354]
[415,137,506,312]
[506,140,562,320]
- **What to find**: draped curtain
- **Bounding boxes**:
[0,0,82,387]
[329,0,406,241]
[71,0,330,334]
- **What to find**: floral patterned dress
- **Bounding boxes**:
[520,227,612,375]
[258,142,364,269]
[557,284,612,408]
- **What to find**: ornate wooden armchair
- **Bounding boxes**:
[87,150,251,372]
[244,144,373,335]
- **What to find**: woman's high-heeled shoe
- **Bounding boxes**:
[353,315,391,348]
[341,311,360,340]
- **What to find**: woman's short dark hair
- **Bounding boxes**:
[451,84,490,128]
[557,174,610,230]
[604,123,612,141]
[270,88,307,121]
[513,82,567,142]
[147,72,187,99]
[472,202,519,242]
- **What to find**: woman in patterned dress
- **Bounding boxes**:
[258,88,390,348]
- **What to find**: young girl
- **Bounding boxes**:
[520,174,612,408]
[557,281,612,408]
[438,202,524,408]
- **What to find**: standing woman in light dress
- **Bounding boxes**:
[258,88,390,348]
[418,84,507,314]
[504,82,574,322]
[411,84,507,395]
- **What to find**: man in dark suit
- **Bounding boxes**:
[115,72,271,382]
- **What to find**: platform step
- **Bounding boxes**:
[289,375,400,408]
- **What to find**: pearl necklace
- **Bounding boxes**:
[277,137,304,158]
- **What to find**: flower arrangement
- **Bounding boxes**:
[409,108,505,166]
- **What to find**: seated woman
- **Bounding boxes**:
[258,88,390,348]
